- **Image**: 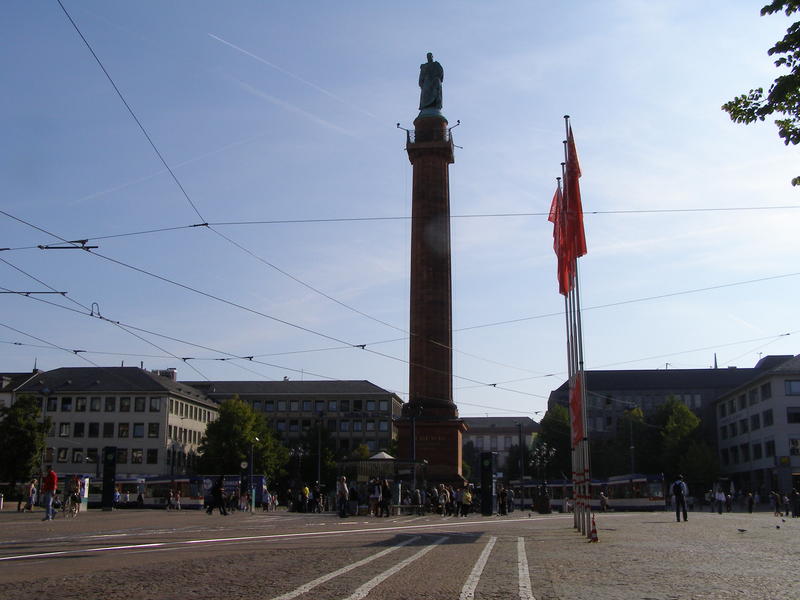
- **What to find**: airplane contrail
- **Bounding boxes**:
[209,33,378,120]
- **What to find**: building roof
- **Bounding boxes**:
[17,367,214,407]
[1,370,43,392]
[180,379,400,399]
[716,354,800,401]
[461,416,539,431]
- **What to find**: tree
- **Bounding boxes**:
[0,396,50,488]
[722,1,800,185]
[197,396,288,478]
[679,440,720,493]
[659,398,701,475]
[536,404,571,479]
[295,422,338,488]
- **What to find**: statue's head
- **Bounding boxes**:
[426,52,433,62]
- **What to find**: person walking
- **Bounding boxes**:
[715,489,725,514]
[380,479,392,517]
[671,474,689,522]
[746,492,754,514]
[207,476,228,515]
[41,466,58,521]
[336,476,349,518]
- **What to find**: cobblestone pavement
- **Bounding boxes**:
[0,506,798,599]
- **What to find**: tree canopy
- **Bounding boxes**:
[722,1,800,185]
[197,396,288,478]
[0,396,50,486]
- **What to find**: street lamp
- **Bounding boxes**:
[250,436,259,511]
[316,411,324,485]
[515,421,526,508]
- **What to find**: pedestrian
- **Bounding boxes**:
[41,465,58,521]
[380,479,392,517]
[599,491,608,512]
[746,492,754,514]
[498,485,508,516]
[462,486,472,517]
[166,489,174,510]
[336,476,349,518]
[671,474,688,522]
[208,476,228,515]
[25,479,37,512]
[771,491,783,516]
[174,490,181,510]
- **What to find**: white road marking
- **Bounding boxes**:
[0,515,568,562]
[269,536,421,600]
[459,535,497,600]
[517,537,535,600]
[343,536,449,600]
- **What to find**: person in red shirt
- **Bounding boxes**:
[42,466,58,521]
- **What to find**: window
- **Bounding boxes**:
[379,420,389,432]
[787,407,800,424]
[71,448,83,463]
[134,397,146,412]
[265,401,274,412]
[739,418,749,434]
[748,389,758,405]
[729,422,737,437]
[504,435,512,450]
[367,400,376,411]
[48,421,55,436]
[290,401,299,412]
[751,413,761,430]
[277,400,287,411]
[379,400,388,412]
[86,448,98,464]
[88,423,99,438]
[47,397,58,412]
[301,420,311,431]
[276,420,286,432]
[105,397,116,412]
[490,436,498,451]
[90,397,101,412]
[253,401,262,412]
[789,439,800,456]
[149,397,161,412]
[327,419,336,431]
[328,400,337,411]
[75,397,87,412]
[289,420,299,433]
[133,423,144,438]
[61,397,72,412]
[118,423,129,438]
[737,395,746,411]
[761,382,772,400]
[765,440,776,457]
[131,449,143,464]
[120,397,131,412]
[719,403,727,418]
[720,426,728,441]
[103,423,114,438]
[740,444,750,462]
[302,400,312,412]
[116,448,128,464]
[366,440,376,451]
[785,380,800,395]
[730,446,739,464]
[59,423,70,437]
[74,422,85,437]
[353,420,363,432]
[340,420,350,432]
[315,401,325,412]
[57,448,68,463]
[341,400,350,412]
[45,447,54,463]
[763,409,774,427]
[728,399,735,414]
[752,443,762,460]
[146,449,158,464]
[148,423,160,438]
[366,420,375,432]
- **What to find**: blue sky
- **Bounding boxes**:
[2,1,798,418]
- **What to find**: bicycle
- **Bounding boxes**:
[62,493,80,518]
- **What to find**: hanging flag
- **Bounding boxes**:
[564,125,587,261]
[548,183,571,295]
[569,375,584,448]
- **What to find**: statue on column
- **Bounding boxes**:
[419,52,443,111]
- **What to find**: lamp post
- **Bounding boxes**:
[250,436,259,512]
[515,421,526,507]
[316,411,324,485]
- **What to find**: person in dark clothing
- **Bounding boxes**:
[498,486,508,516]
[672,474,688,522]
[208,477,228,515]
[380,479,392,517]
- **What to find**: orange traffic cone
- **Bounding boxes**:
[588,514,599,542]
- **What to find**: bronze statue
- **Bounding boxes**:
[419,52,443,111]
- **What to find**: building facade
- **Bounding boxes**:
[16,367,217,478]
[181,380,403,455]
[716,354,800,494]
[547,356,793,445]
[461,416,539,477]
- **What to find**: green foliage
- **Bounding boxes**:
[349,443,370,460]
[504,442,530,482]
[722,1,800,185]
[294,422,338,487]
[537,404,571,478]
[197,396,288,477]
[678,440,720,489]
[0,396,50,486]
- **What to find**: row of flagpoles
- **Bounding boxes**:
[548,115,592,538]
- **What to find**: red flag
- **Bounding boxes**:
[548,184,571,295]
[569,375,584,448]
[564,125,587,260]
